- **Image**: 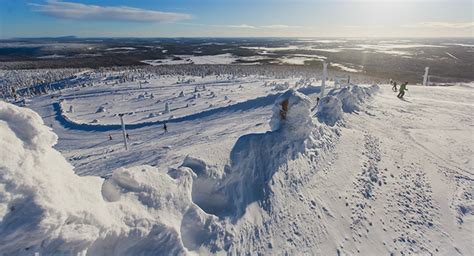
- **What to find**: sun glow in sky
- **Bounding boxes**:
[0,0,472,38]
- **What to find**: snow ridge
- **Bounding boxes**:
[316,84,379,126]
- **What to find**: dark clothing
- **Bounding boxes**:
[397,83,408,98]
[397,90,405,98]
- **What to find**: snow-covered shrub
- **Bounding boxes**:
[96,106,106,113]
[272,82,290,91]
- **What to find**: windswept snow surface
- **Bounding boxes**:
[1,74,473,256]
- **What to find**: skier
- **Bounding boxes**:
[397,82,408,98]
[109,134,112,140]
[392,81,398,92]
[126,133,130,140]
[163,123,168,133]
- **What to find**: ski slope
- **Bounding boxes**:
[1,72,473,255]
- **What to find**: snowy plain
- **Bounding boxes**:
[0,68,473,255]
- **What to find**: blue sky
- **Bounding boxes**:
[1,0,472,38]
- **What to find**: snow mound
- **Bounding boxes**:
[315,96,343,126]
[328,84,379,113]
[0,102,226,255]
[269,89,313,137]
[317,84,379,125]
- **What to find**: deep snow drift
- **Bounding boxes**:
[0,102,227,255]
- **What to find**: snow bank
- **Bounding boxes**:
[0,88,340,254]
[185,89,333,219]
[0,102,226,255]
[317,84,379,125]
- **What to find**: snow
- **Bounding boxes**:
[357,43,446,50]
[330,63,361,73]
[142,54,237,66]
[315,84,379,126]
[312,48,342,53]
[442,43,474,47]
[241,46,300,52]
[1,66,473,256]
[316,95,343,126]
[337,43,452,57]
[237,55,271,62]
[298,39,347,43]
[105,47,137,51]
[0,101,224,255]
[269,89,313,134]
[37,54,66,59]
[335,84,379,112]
[278,55,325,65]
[375,50,412,56]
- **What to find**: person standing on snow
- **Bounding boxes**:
[392,81,398,92]
[397,82,408,98]
[163,123,168,133]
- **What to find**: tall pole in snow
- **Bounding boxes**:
[320,62,328,98]
[119,114,128,150]
[423,67,430,86]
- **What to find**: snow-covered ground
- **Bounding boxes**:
[1,71,473,255]
[58,75,295,125]
[142,54,238,65]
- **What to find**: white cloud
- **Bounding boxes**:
[213,24,307,30]
[402,22,474,29]
[225,24,258,29]
[340,25,384,29]
[29,0,192,23]
[260,25,302,29]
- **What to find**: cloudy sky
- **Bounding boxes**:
[0,0,472,38]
